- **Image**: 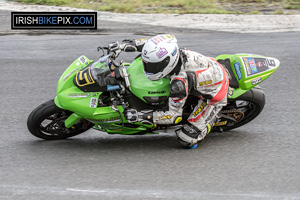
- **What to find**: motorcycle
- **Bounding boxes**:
[27,46,280,146]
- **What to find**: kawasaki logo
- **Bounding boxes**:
[148,91,166,94]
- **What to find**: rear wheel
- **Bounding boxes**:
[213,86,265,132]
[27,100,93,140]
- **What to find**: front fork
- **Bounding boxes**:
[64,113,83,128]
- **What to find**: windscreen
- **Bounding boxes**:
[74,55,120,92]
[90,55,118,87]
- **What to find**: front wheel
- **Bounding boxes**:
[27,100,93,140]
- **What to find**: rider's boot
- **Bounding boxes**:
[176,117,217,149]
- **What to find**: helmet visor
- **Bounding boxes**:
[143,56,170,75]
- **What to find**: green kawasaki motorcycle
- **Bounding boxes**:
[27,47,280,142]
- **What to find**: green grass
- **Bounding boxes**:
[12,0,300,14]
[13,0,69,6]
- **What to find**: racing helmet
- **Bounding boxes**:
[141,34,180,81]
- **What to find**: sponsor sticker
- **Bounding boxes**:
[148,91,166,94]
[79,56,87,64]
[234,62,243,80]
[248,58,258,73]
[107,85,121,91]
[150,39,157,45]
[75,67,95,87]
[192,101,207,117]
[152,36,163,44]
[87,117,120,123]
[268,59,276,67]
[199,80,212,86]
[243,57,251,76]
[90,97,97,108]
[227,87,235,98]
[214,121,227,126]
[251,77,262,85]
[156,47,168,59]
[242,57,277,77]
[171,47,177,56]
[257,61,263,68]
[160,34,174,40]
[68,93,87,98]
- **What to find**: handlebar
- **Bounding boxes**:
[97,46,131,89]
[97,46,111,57]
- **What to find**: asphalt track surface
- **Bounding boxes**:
[1,14,300,200]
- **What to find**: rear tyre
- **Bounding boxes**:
[214,86,265,132]
[27,100,93,140]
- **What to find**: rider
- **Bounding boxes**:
[108,34,229,148]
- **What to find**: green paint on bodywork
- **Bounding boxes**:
[64,113,82,128]
[54,54,279,135]
[216,54,280,99]
[55,55,156,134]
[127,57,170,104]
[93,122,157,135]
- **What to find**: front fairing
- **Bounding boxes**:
[55,55,101,116]
[73,55,120,93]
[56,55,92,95]
[54,55,156,135]
[55,55,112,116]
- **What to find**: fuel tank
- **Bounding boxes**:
[127,57,170,105]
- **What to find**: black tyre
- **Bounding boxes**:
[214,86,266,132]
[27,100,93,140]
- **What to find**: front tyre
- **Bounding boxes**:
[27,100,93,140]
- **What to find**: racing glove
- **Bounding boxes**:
[108,40,137,58]
[124,108,153,125]
[108,41,122,58]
